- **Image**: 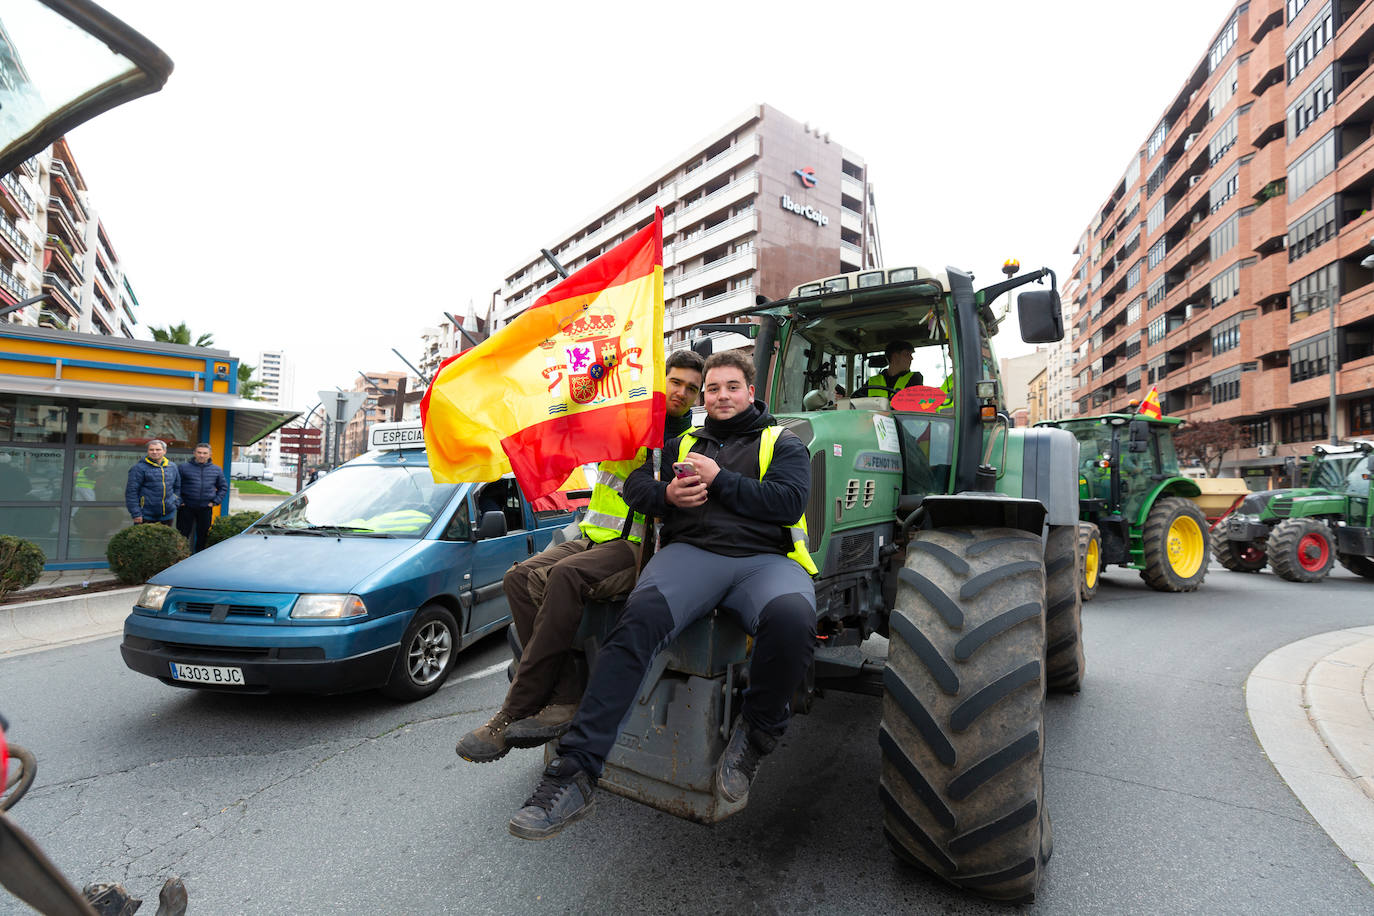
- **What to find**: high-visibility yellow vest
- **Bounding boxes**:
[937,374,954,411]
[861,370,916,397]
[677,428,818,576]
[350,509,433,533]
[579,452,647,544]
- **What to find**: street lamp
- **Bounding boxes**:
[1302,289,1340,447]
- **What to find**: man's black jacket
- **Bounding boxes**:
[622,400,810,558]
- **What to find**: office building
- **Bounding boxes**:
[496,103,882,349]
[1064,0,1374,481]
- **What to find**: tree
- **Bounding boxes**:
[148,322,214,348]
[238,363,265,400]
[1174,419,1246,477]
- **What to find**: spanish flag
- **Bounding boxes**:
[1137,385,1163,420]
[421,210,665,498]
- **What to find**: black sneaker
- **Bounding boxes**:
[716,720,776,803]
[508,757,596,840]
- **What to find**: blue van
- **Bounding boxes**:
[120,422,579,700]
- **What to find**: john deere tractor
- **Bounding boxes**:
[547,264,1083,902]
[1214,440,1374,582]
[1040,413,1210,598]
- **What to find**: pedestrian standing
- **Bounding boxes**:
[125,439,181,526]
[177,443,228,552]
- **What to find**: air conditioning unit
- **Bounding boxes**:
[1257,443,1276,457]
[1188,175,1202,187]
[1183,132,1200,151]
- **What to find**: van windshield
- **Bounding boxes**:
[252,465,456,538]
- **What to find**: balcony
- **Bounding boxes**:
[665,284,757,333]
[0,173,35,218]
[48,161,86,216]
[1247,82,1285,149]
[46,196,83,243]
[1336,0,1374,60]
[46,237,82,283]
[0,212,33,261]
[1247,11,1285,94]
[0,263,29,301]
[669,248,757,300]
[673,209,758,265]
[1336,132,1374,195]
[41,271,78,312]
[840,172,865,197]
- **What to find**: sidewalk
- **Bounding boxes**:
[1246,626,1374,884]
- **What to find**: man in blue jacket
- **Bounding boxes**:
[177,443,228,552]
[125,439,181,526]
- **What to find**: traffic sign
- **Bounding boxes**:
[280,445,321,456]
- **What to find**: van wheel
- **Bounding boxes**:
[880,526,1049,903]
[381,604,458,701]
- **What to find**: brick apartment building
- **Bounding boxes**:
[1066,0,1374,482]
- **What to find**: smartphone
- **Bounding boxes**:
[672,461,696,479]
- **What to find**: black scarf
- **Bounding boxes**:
[702,402,761,439]
[665,410,693,440]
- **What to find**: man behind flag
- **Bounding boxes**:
[421,209,667,498]
[1137,385,1163,420]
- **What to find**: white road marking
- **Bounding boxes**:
[441,659,508,690]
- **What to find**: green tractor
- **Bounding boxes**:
[1039,413,1210,599]
[1214,440,1374,582]
[555,264,1083,902]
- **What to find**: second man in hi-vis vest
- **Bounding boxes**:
[456,349,705,763]
[507,349,817,840]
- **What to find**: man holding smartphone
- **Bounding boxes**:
[508,349,817,839]
[456,349,705,763]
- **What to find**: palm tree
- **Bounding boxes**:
[238,363,265,400]
[148,322,214,348]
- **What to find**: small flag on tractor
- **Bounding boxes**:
[421,209,666,499]
[1137,385,1163,420]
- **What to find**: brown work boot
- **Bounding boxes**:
[455,711,516,763]
[505,703,578,748]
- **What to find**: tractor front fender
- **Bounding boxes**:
[1133,477,1202,527]
[922,494,1047,535]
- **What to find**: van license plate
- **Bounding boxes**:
[170,662,244,685]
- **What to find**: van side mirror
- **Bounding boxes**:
[478,510,507,539]
[1017,289,1064,343]
[1128,419,1150,453]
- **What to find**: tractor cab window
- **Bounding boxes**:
[1344,454,1373,497]
[1119,436,1158,522]
[1154,426,1182,476]
[895,415,954,495]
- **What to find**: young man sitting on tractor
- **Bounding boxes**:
[506,350,818,840]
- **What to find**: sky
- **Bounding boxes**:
[64,0,1240,411]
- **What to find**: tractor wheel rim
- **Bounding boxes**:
[1085,539,1100,589]
[1166,515,1204,578]
[1238,545,1264,564]
[1297,532,1330,572]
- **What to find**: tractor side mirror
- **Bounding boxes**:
[1128,419,1150,453]
[1017,289,1065,343]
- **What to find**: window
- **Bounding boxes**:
[1125,367,1142,390]
[1125,261,1142,290]
[1211,367,1241,403]
[1243,418,1272,445]
[1351,396,1374,437]
[1119,226,1141,261]
[1148,237,1169,269]
[1287,0,1310,21]
[1289,261,1339,320]
[1287,66,1334,142]
[1208,113,1239,166]
[1147,199,1166,235]
[1210,213,1238,260]
[1210,13,1238,73]
[1211,264,1241,306]
[1126,296,1143,325]
[1288,131,1336,201]
[1290,333,1330,381]
[1147,120,1169,159]
[1287,2,1333,84]
[1125,336,1142,359]
[1148,316,1168,345]
[1147,160,1169,196]
[1148,276,1168,309]
[1209,62,1239,119]
[1148,355,1168,383]
[1287,197,1336,261]
[1284,406,1328,441]
[1212,314,1241,354]
[1210,163,1240,213]
[0,395,68,443]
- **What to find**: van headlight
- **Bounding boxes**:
[138,584,170,611]
[290,594,367,619]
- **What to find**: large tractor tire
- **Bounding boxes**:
[1269,518,1335,582]
[880,527,1050,903]
[1077,522,1101,601]
[1211,518,1267,573]
[1045,524,1084,693]
[1338,553,1374,580]
[1140,497,1209,592]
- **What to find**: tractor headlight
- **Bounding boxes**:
[290,594,367,619]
